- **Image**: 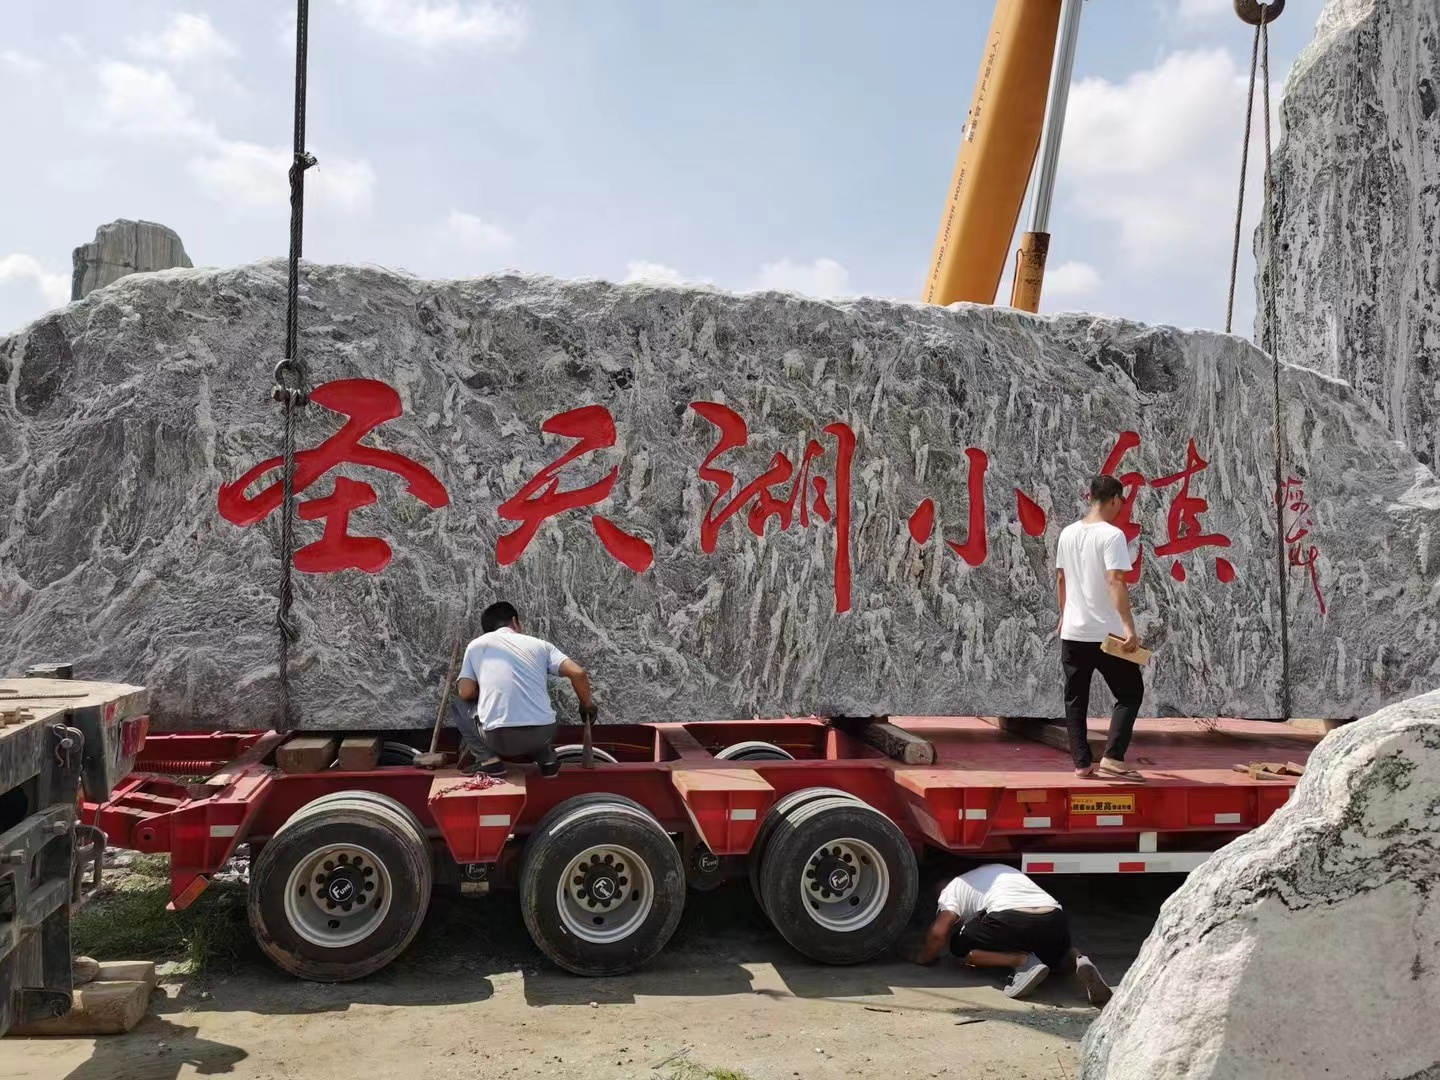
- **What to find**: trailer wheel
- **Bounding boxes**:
[748,787,857,914]
[248,791,433,982]
[715,740,794,762]
[757,796,917,965]
[520,797,685,976]
[553,744,620,766]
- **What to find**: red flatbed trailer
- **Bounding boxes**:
[83,716,1319,981]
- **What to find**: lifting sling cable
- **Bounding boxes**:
[273,0,317,732]
[1226,0,1291,720]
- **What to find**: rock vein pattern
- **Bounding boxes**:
[1081,689,1440,1080]
[1261,0,1440,468]
[71,219,192,303]
[1,262,1438,729]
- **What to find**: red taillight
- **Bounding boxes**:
[120,715,150,756]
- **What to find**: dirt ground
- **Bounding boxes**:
[6,868,1180,1080]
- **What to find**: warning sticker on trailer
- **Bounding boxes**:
[1071,794,1135,815]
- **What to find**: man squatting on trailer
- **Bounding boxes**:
[902,864,1112,1003]
[455,601,597,777]
[1055,474,1146,781]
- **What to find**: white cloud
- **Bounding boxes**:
[1045,260,1102,298]
[446,210,516,252]
[337,0,527,49]
[0,254,71,308]
[88,59,374,215]
[1,49,46,76]
[95,61,214,140]
[1060,49,1277,267]
[189,142,377,214]
[1170,0,1240,21]
[128,13,237,65]
[624,260,687,286]
[754,257,850,297]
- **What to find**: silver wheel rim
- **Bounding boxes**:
[799,837,890,932]
[556,843,653,945]
[283,842,393,949]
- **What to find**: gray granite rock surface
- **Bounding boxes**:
[1081,689,1440,1079]
[1261,0,1440,469]
[71,219,192,303]
[1,262,1437,729]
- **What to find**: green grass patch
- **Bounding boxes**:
[666,1064,756,1080]
[72,855,252,975]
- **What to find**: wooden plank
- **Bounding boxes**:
[94,961,158,991]
[275,735,338,775]
[337,736,382,771]
[187,730,288,797]
[7,981,151,1037]
[827,716,935,765]
[1286,717,1353,736]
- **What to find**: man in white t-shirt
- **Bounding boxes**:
[455,600,595,777]
[1055,475,1145,781]
[901,864,1111,1004]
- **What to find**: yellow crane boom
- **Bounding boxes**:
[923,0,1084,313]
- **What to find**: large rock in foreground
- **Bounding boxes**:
[1,262,1438,729]
[71,219,192,302]
[1081,690,1440,1079]
[1262,0,1440,468]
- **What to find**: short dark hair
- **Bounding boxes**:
[481,601,519,633]
[1088,475,1124,503]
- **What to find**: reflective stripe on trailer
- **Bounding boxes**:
[1022,852,1214,874]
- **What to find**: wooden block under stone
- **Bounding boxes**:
[276,735,339,774]
[337,736,382,771]
[829,716,935,765]
[989,717,1101,759]
[7,980,152,1037]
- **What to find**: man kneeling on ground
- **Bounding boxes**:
[901,863,1111,1004]
[456,600,596,777]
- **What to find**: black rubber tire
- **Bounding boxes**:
[758,796,917,965]
[715,740,794,762]
[520,797,685,976]
[553,744,620,765]
[247,792,433,982]
[378,741,421,767]
[748,787,858,914]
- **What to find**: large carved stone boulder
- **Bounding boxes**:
[1,261,1438,729]
[1081,689,1440,1079]
[71,219,192,302]
[1261,0,1440,468]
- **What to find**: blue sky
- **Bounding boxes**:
[1,0,1326,338]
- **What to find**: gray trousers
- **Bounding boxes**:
[450,699,557,762]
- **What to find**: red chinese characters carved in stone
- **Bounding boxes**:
[217,379,450,574]
[947,448,990,566]
[1149,438,1234,584]
[1280,474,1326,615]
[906,449,990,566]
[690,402,854,613]
[496,405,653,573]
[1101,430,1146,584]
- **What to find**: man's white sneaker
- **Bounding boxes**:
[1003,954,1050,999]
[1075,954,1113,1006]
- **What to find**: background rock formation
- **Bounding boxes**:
[1261,0,1440,468]
[2,262,1438,730]
[71,219,192,302]
[1081,689,1440,1080]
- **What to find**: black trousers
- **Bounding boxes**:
[1061,639,1144,770]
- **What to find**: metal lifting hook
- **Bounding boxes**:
[1233,0,1284,25]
